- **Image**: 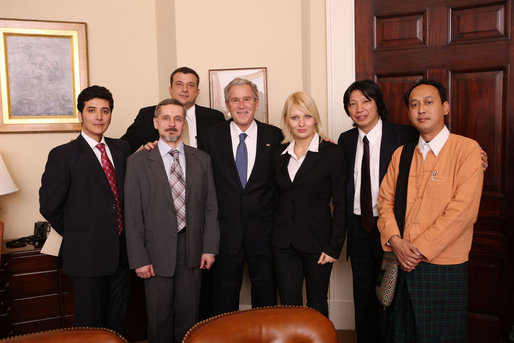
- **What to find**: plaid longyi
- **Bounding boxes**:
[389,261,468,343]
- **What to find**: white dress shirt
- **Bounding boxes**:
[81,131,115,168]
[417,126,450,160]
[353,119,382,216]
[230,120,257,182]
[157,139,186,183]
[186,105,198,148]
[282,133,320,181]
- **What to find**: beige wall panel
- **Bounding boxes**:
[0,0,161,238]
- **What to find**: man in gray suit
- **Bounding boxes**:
[124,98,219,343]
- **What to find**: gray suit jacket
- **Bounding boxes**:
[124,144,219,277]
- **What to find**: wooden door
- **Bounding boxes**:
[355,0,514,341]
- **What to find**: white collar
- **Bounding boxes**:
[358,118,382,146]
[230,119,257,139]
[186,105,196,121]
[81,131,106,149]
[417,126,450,157]
[158,139,185,158]
[282,133,320,157]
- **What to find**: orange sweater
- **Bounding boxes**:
[377,134,483,265]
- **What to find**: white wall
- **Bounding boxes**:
[326,0,357,329]
[174,0,310,128]
[0,0,163,239]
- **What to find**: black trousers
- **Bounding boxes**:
[69,250,130,335]
[349,214,383,343]
[273,245,333,317]
[212,245,276,315]
[198,268,215,320]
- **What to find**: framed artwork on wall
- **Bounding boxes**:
[0,18,88,133]
[209,67,268,123]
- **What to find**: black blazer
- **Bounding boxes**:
[198,120,283,256]
[39,135,132,277]
[272,140,346,259]
[337,121,418,258]
[121,104,225,152]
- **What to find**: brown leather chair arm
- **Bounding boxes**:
[182,306,338,343]
[0,327,128,343]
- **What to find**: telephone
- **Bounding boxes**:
[6,221,51,248]
[34,221,51,242]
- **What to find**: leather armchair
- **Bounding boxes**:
[182,306,338,343]
[0,327,128,342]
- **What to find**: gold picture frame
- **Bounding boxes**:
[0,18,88,132]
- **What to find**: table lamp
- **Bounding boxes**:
[0,153,19,252]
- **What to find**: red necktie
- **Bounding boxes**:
[360,136,374,233]
[97,143,123,235]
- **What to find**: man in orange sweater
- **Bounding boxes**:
[377,79,483,342]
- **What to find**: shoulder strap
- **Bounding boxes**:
[394,141,417,236]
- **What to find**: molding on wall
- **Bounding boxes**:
[329,300,356,329]
[326,0,355,140]
[326,0,356,330]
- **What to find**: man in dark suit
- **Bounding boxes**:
[124,98,219,343]
[40,85,132,334]
[337,80,418,343]
[122,66,225,151]
[198,78,283,314]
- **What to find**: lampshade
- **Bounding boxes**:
[0,154,18,196]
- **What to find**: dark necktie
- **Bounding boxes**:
[236,133,248,188]
[360,136,374,233]
[169,150,186,232]
[96,143,123,235]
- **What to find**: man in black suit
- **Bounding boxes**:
[122,66,225,151]
[198,78,283,314]
[125,98,219,343]
[40,85,132,334]
[337,80,418,343]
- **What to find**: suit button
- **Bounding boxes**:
[112,204,116,210]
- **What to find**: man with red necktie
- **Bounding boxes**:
[40,85,132,334]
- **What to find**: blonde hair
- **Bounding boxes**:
[280,91,324,143]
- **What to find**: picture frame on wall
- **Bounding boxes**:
[0,18,88,133]
[209,67,268,123]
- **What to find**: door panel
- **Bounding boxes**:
[355,0,514,341]
[450,69,506,210]
[376,75,423,125]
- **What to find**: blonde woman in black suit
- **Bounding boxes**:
[272,92,346,317]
